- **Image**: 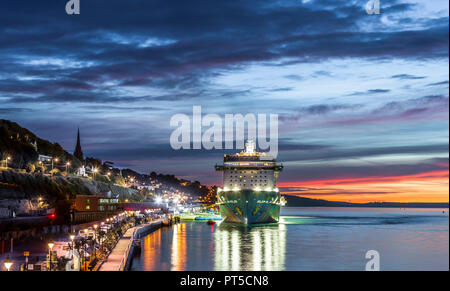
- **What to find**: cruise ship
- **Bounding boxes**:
[215,140,284,224]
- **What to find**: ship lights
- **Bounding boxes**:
[254,187,261,192]
[217,187,222,193]
[264,187,272,192]
[274,188,279,192]
[232,187,240,192]
[223,187,229,192]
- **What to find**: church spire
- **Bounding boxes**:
[74,127,84,161]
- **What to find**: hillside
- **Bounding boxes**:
[283,195,449,208]
[0,119,210,195]
[0,119,76,168]
[0,169,140,222]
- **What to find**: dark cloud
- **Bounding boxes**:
[302,104,363,115]
[283,74,303,81]
[372,94,449,115]
[281,144,449,163]
[279,103,363,122]
[268,87,294,92]
[391,74,426,80]
[348,89,391,96]
[280,157,449,182]
[312,70,333,78]
[426,80,449,86]
[0,107,32,114]
[0,0,448,187]
[0,0,447,101]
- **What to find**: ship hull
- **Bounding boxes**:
[217,190,280,224]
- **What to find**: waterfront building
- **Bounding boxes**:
[72,194,121,223]
[38,154,52,162]
[74,195,119,212]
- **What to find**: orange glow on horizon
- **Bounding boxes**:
[279,170,449,203]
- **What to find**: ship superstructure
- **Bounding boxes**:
[215,140,283,224]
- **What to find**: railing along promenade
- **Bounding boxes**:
[97,219,163,271]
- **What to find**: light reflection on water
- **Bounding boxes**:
[213,222,286,271]
[130,208,449,271]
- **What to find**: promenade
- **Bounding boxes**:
[97,219,163,271]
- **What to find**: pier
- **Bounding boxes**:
[97,219,163,271]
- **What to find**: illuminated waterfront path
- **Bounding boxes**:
[98,219,163,271]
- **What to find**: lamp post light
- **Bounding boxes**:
[5,156,11,168]
[68,234,75,265]
[93,224,99,259]
[51,158,58,170]
[100,222,105,241]
[66,161,71,173]
[93,168,98,180]
[3,256,13,271]
[83,240,87,271]
[93,224,98,241]
[48,240,54,271]
[70,234,75,250]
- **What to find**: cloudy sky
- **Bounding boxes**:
[1,0,448,202]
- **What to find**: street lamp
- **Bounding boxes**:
[48,240,54,271]
[3,257,13,271]
[66,161,71,173]
[93,224,99,259]
[83,239,87,271]
[70,234,75,249]
[51,158,59,170]
[69,234,76,263]
[5,156,11,168]
[93,168,98,180]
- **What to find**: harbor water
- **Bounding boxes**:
[130,207,449,271]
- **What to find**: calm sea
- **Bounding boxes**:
[130,207,449,271]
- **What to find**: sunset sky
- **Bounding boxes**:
[0,0,448,202]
